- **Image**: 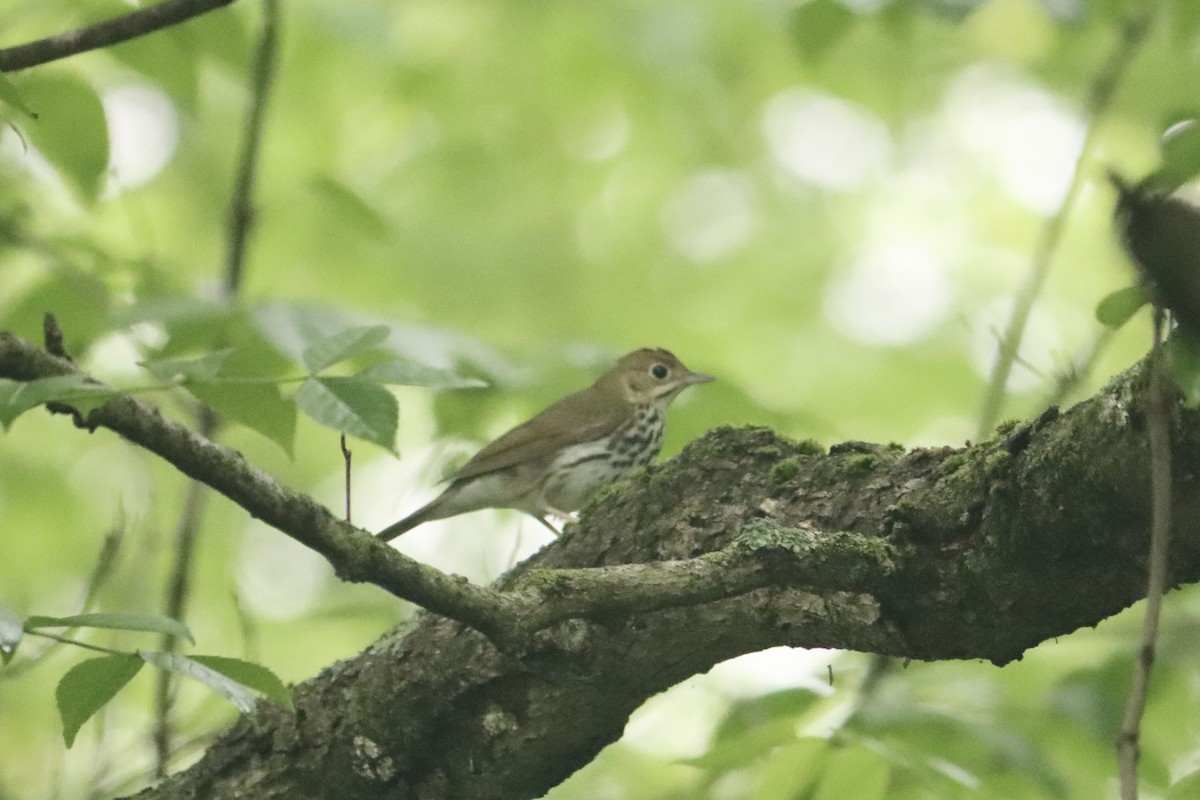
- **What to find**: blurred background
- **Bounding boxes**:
[2,0,1199,797]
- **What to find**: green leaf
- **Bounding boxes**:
[309,176,392,240]
[788,0,857,63]
[0,380,22,429]
[16,71,109,201]
[357,358,487,389]
[189,380,297,458]
[301,324,391,373]
[138,651,257,713]
[812,745,892,800]
[1095,285,1150,329]
[0,374,117,429]
[1169,768,1200,800]
[294,376,398,449]
[26,612,194,644]
[56,654,143,747]
[751,738,827,800]
[189,655,292,709]
[0,605,24,664]
[1147,119,1200,192]
[0,72,36,118]
[142,349,236,383]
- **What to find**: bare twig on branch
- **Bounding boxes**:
[0,0,237,73]
[341,434,353,522]
[976,7,1156,439]
[153,450,214,777]
[1117,307,1174,799]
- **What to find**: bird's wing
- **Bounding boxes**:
[450,388,625,482]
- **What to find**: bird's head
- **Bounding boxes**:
[605,347,714,407]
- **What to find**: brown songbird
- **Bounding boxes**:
[377,347,712,540]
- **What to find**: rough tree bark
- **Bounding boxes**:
[129,366,1200,800]
[3,331,1198,799]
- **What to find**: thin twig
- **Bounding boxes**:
[975,8,1156,440]
[153,0,279,776]
[1117,307,1174,799]
[26,631,130,657]
[341,434,353,522]
[0,0,236,72]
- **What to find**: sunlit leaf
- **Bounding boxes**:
[1169,768,1200,800]
[0,605,24,665]
[294,376,397,449]
[309,176,391,240]
[301,325,391,373]
[0,374,117,429]
[138,651,256,713]
[788,0,856,62]
[1095,285,1149,329]
[189,655,292,708]
[26,612,194,643]
[189,380,297,457]
[357,358,487,389]
[0,73,36,118]
[812,745,892,800]
[15,72,109,201]
[56,654,143,747]
[751,738,827,800]
[1147,119,1200,192]
[142,349,236,382]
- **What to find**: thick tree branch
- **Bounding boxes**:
[0,0,236,73]
[7,329,1200,798]
[0,331,892,645]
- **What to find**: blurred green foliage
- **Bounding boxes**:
[1,0,1200,797]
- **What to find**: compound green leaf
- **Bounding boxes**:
[139,651,257,713]
[56,654,143,747]
[294,376,397,449]
[16,72,109,202]
[189,655,292,709]
[26,612,193,644]
[357,358,487,389]
[301,325,391,373]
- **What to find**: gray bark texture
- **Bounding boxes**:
[124,360,1200,800]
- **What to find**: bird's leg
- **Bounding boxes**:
[532,514,562,537]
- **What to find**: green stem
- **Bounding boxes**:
[975,9,1155,440]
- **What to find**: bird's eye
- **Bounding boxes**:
[650,364,669,380]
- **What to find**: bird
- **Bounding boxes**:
[376,347,713,540]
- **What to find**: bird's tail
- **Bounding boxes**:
[376,498,444,541]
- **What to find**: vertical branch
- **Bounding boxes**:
[224,0,280,294]
[975,8,1155,440]
[152,437,215,776]
[152,0,280,777]
[1116,307,1173,799]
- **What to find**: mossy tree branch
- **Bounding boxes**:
[4,329,1200,798]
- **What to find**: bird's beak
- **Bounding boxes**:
[686,371,715,385]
